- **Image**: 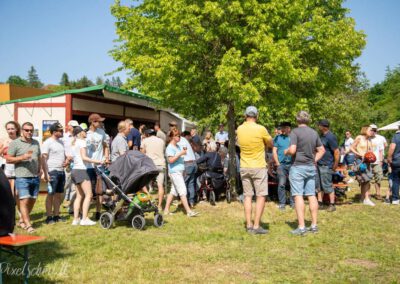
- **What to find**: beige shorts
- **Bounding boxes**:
[156,166,165,186]
[240,168,268,197]
[371,164,383,183]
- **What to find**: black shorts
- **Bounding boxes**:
[48,170,65,194]
[71,169,91,185]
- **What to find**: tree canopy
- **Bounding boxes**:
[368,66,400,128]
[6,75,29,87]
[111,0,365,127]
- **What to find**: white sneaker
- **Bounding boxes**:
[363,199,375,206]
[72,219,80,226]
[392,200,399,205]
[348,178,354,184]
[80,218,97,226]
[187,211,199,217]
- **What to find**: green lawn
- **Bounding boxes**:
[2,181,400,284]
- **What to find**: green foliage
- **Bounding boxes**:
[110,0,365,131]
[60,72,70,86]
[96,76,105,85]
[27,66,43,88]
[6,75,29,87]
[71,76,94,88]
[368,65,400,128]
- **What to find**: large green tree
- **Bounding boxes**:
[111,0,365,192]
[27,66,43,88]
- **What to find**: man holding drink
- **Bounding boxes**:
[7,122,42,233]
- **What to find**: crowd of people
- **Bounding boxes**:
[0,107,399,236]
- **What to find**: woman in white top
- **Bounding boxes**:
[71,127,103,226]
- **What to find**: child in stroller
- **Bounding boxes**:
[96,151,164,230]
[196,141,230,205]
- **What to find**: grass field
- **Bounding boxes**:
[2,181,400,284]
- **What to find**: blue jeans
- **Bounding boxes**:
[391,167,400,201]
[277,164,294,206]
[15,177,40,199]
[185,163,197,204]
[289,165,316,196]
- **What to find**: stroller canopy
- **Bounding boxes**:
[108,150,159,194]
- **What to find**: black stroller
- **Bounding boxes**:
[198,169,230,205]
[96,151,164,230]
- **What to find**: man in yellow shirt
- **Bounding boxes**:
[237,106,273,234]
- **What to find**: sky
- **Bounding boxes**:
[0,0,399,86]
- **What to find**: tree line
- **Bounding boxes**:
[3,66,124,91]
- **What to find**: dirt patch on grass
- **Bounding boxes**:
[344,259,378,269]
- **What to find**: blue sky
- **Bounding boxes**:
[0,0,399,86]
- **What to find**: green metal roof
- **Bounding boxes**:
[0,84,158,105]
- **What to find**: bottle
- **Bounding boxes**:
[47,182,53,194]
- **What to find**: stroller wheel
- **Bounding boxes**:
[131,215,145,230]
[154,214,164,227]
[209,191,216,206]
[99,212,114,229]
[226,189,231,204]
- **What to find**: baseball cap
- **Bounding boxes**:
[245,106,258,117]
[370,124,378,129]
[145,128,156,136]
[88,113,105,123]
[80,123,88,131]
[318,119,330,127]
[73,126,84,136]
[49,122,63,133]
[67,120,79,127]
[169,120,178,126]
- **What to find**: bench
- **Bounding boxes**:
[0,234,45,284]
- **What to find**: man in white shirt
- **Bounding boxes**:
[370,124,386,200]
[42,123,67,224]
[215,124,229,145]
[177,133,197,207]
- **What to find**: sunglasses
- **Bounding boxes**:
[23,129,33,133]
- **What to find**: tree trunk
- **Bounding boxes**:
[227,102,238,199]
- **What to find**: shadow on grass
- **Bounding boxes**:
[242,221,270,230]
[285,220,313,229]
[2,240,73,284]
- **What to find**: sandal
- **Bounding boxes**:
[25,226,36,234]
[18,221,27,229]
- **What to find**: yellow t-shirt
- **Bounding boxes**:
[237,121,272,168]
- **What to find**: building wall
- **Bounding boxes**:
[9,85,53,100]
[0,84,11,102]
[160,111,182,132]
[0,84,53,102]
[0,95,67,143]
[73,98,124,116]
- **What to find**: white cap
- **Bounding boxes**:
[245,106,258,117]
[370,124,378,129]
[68,120,79,127]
